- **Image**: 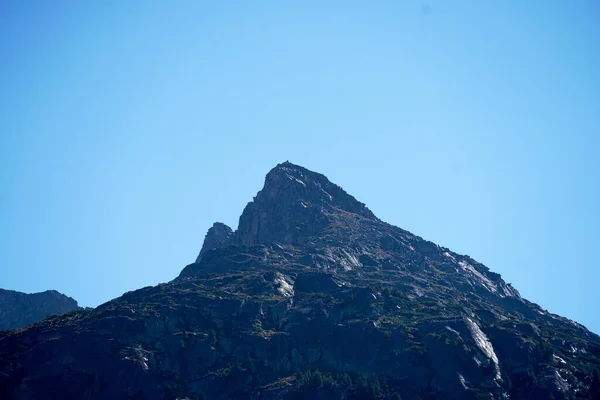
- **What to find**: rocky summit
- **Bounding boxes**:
[1,161,599,400]
[0,289,80,331]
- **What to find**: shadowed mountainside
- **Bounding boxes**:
[0,289,80,331]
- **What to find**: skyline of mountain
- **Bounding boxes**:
[1,162,598,399]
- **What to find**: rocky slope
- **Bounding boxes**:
[0,162,599,399]
[0,289,80,331]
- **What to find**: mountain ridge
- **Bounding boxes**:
[0,288,80,331]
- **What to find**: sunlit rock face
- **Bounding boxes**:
[1,162,599,400]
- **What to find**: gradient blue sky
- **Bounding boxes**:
[1,1,599,333]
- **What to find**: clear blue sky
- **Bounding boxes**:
[1,1,599,333]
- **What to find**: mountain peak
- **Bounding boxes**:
[194,162,376,262]
[264,161,375,217]
[235,162,376,245]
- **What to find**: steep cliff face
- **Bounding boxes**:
[0,289,80,330]
[0,162,598,400]
[235,161,375,246]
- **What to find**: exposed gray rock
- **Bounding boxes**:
[235,161,375,246]
[196,222,234,262]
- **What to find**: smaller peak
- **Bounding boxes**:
[196,222,234,262]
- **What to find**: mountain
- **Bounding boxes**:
[0,289,80,331]
[1,161,598,399]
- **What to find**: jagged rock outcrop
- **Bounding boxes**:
[0,289,80,330]
[235,161,375,246]
[0,162,598,400]
[196,222,234,262]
